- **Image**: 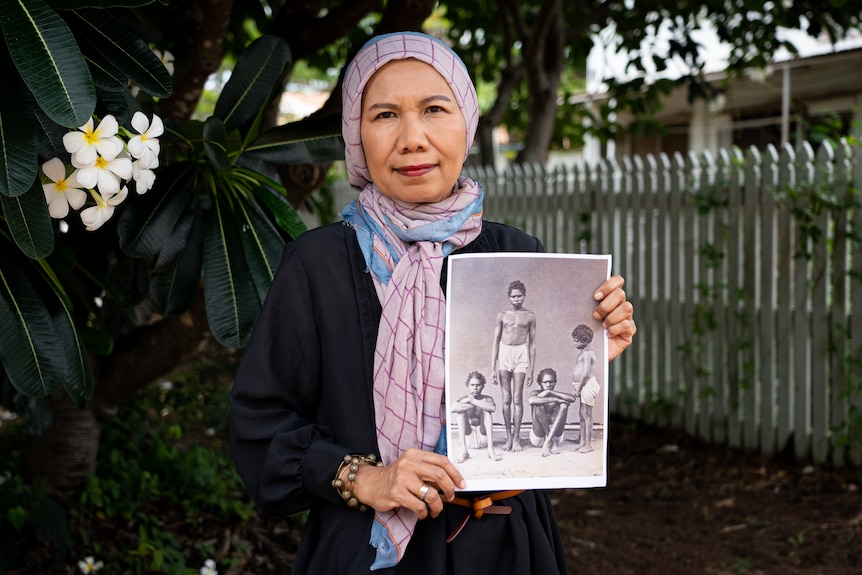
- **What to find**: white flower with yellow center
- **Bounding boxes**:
[73,151,133,197]
[199,559,218,575]
[127,111,163,170]
[77,556,103,573]
[62,115,123,166]
[42,158,87,219]
[80,186,128,231]
[154,49,175,77]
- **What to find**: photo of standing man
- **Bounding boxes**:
[490,280,537,452]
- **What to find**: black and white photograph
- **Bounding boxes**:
[445,252,611,491]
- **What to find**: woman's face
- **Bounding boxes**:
[360,59,467,203]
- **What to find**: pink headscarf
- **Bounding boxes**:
[340,32,483,569]
[342,31,479,190]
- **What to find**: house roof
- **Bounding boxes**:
[580,44,862,126]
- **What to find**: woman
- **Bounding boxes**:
[229,31,636,574]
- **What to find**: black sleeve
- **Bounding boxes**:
[229,244,351,518]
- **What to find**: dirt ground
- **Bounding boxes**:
[552,417,862,575]
[240,416,861,574]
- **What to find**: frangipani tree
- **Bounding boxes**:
[0,0,343,428]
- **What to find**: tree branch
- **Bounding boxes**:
[158,0,236,121]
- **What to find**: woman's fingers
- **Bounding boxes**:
[351,448,465,518]
[592,275,627,324]
[593,275,636,361]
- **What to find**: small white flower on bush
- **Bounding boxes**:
[72,151,133,197]
[154,49,175,77]
[44,112,162,230]
[199,558,218,575]
[77,556,103,573]
[128,111,163,170]
[81,186,129,232]
[63,116,123,166]
[132,160,156,194]
[42,158,87,218]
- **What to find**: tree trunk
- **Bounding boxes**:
[516,0,565,164]
[158,0,236,122]
[25,394,102,504]
[475,117,496,167]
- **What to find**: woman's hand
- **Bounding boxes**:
[593,275,636,361]
[350,448,465,519]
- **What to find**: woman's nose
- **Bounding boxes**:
[397,115,428,152]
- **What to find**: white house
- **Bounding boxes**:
[581,25,862,162]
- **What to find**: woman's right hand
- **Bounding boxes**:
[350,448,466,519]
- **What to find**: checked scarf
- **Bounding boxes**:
[341,178,483,567]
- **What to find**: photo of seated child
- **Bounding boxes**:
[451,371,502,463]
[528,368,576,457]
[571,324,600,453]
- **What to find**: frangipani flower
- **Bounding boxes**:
[132,160,156,194]
[199,559,218,575]
[81,187,128,231]
[73,152,133,197]
[42,158,87,219]
[127,111,163,170]
[77,556,103,573]
[62,115,123,165]
[154,49,175,77]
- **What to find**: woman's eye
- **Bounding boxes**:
[375,111,395,120]
[426,105,444,114]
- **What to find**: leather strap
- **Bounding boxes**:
[446,490,525,542]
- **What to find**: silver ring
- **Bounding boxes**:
[417,483,430,501]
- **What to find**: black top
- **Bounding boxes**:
[230,221,569,574]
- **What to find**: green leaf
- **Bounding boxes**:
[243,114,345,165]
[7,506,29,530]
[0,65,38,197]
[0,180,54,259]
[79,324,113,356]
[250,183,307,239]
[34,106,70,159]
[95,84,138,126]
[63,8,171,98]
[203,117,232,172]
[82,48,129,93]
[0,253,93,400]
[42,263,94,400]
[117,162,195,257]
[0,0,95,127]
[202,193,261,348]
[214,35,290,131]
[49,0,159,8]
[149,200,204,316]
[234,197,285,303]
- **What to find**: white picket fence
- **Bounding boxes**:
[465,140,862,466]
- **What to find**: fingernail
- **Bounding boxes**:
[594,291,604,300]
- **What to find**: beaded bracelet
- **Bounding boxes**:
[331,453,383,512]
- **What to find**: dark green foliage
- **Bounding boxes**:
[0,347,257,574]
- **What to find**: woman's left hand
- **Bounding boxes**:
[593,275,636,361]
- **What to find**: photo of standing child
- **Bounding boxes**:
[571,324,600,454]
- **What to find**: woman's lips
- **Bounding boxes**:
[396,164,434,177]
